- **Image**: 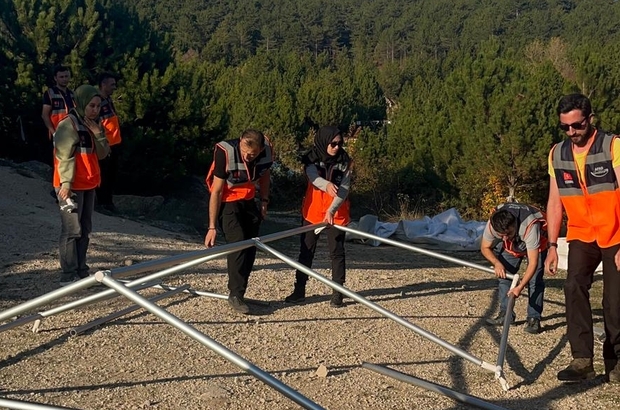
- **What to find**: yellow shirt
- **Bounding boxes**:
[548,134,620,180]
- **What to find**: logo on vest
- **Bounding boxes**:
[563,172,574,184]
[590,166,609,178]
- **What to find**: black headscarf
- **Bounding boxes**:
[301,126,350,166]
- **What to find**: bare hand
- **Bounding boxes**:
[260,202,268,219]
[58,187,72,201]
[507,286,522,299]
[326,182,338,198]
[493,262,506,279]
[615,248,620,271]
[545,249,558,276]
[323,212,334,225]
[204,230,217,248]
[83,117,102,135]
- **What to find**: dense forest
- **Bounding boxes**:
[2,0,620,219]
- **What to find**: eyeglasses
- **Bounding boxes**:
[559,118,588,132]
[329,140,343,148]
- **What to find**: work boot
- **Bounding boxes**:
[228,295,250,314]
[485,312,515,326]
[284,284,306,304]
[330,291,344,308]
[557,358,595,382]
[524,317,541,334]
[605,359,620,383]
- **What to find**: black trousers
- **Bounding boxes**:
[566,240,620,360]
[219,200,261,298]
[295,219,346,287]
[96,145,120,206]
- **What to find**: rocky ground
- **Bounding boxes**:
[0,161,618,410]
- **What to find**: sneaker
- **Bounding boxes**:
[606,359,620,383]
[59,275,77,286]
[524,317,541,334]
[330,292,344,308]
[228,295,250,314]
[284,290,306,304]
[485,312,515,326]
[557,358,595,382]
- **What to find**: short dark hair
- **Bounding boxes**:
[490,209,516,234]
[557,93,592,118]
[53,65,70,76]
[240,129,265,149]
[98,72,117,86]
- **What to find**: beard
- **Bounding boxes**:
[569,127,593,147]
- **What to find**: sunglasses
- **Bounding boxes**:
[559,118,588,132]
[329,140,343,148]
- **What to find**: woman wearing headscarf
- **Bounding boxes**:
[53,84,110,285]
[284,125,352,307]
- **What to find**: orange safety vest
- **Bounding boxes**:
[491,203,548,257]
[53,113,102,190]
[301,160,351,225]
[551,130,620,247]
[99,96,121,146]
[46,87,75,131]
[205,138,273,202]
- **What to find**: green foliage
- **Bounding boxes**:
[4,0,620,218]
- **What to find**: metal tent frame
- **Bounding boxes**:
[0,223,520,409]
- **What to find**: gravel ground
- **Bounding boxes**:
[1,163,618,410]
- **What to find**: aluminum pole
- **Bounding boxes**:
[96,273,325,410]
[108,223,326,279]
[70,284,191,336]
[333,224,514,280]
[0,281,159,335]
[0,224,325,324]
[495,274,519,391]
[254,240,496,373]
[0,314,43,333]
[0,398,77,410]
[362,363,510,410]
[0,277,98,323]
[128,282,270,306]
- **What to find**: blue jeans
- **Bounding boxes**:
[495,245,546,320]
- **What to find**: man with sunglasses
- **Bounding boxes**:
[205,129,273,314]
[481,203,548,334]
[546,93,620,383]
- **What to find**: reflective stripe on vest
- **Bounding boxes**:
[205,138,273,202]
[301,160,351,225]
[551,130,620,246]
[493,203,547,257]
[99,97,122,146]
[52,112,101,190]
[47,87,75,130]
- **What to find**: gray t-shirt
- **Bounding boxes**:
[482,221,540,250]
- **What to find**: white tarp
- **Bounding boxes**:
[346,208,486,251]
[557,237,602,272]
[347,209,601,272]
